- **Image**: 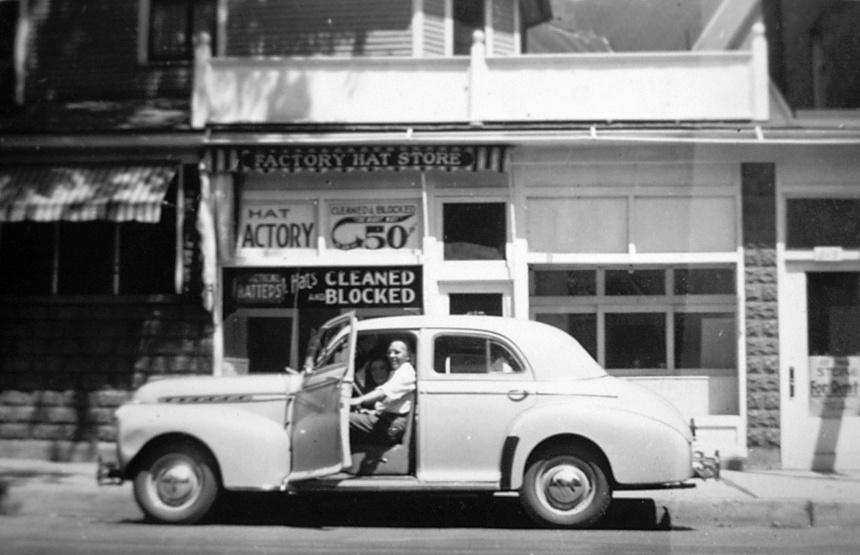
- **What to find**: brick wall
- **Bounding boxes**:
[0,299,212,456]
[742,162,780,468]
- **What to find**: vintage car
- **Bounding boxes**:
[99,313,716,528]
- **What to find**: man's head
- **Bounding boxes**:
[387,340,411,369]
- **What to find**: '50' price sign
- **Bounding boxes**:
[329,202,421,251]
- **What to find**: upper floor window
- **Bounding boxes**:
[522,0,715,54]
[454,0,485,55]
[764,0,860,110]
[443,202,507,260]
[148,0,217,62]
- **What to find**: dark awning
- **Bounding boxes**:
[0,166,177,223]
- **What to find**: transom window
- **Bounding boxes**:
[787,198,860,250]
[148,0,217,62]
[531,266,737,373]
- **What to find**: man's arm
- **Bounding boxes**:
[350,387,385,407]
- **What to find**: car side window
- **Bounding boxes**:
[434,335,524,374]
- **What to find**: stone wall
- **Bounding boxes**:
[742,162,781,468]
[0,298,212,460]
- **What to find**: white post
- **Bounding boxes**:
[191,32,212,129]
[751,21,770,122]
[469,30,488,124]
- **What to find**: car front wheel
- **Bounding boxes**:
[520,446,611,528]
[133,442,220,524]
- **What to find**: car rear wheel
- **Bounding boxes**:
[133,442,220,524]
[520,446,611,529]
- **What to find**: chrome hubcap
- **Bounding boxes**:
[154,459,200,507]
[539,463,593,513]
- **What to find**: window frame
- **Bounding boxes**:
[138,0,224,64]
[529,264,738,377]
[429,331,530,379]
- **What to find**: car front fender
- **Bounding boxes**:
[116,403,291,491]
[505,401,693,490]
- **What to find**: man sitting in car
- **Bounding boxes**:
[349,339,416,445]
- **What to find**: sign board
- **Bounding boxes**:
[809,356,860,418]
[237,201,316,249]
[329,200,421,251]
[225,266,423,312]
[236,145,505,173]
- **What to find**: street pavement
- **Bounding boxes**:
[2,457,860,529]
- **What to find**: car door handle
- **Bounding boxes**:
[507,389,530,402]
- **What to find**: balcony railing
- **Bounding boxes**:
[192,25,769,128]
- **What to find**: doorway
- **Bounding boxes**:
[780,266,860,469]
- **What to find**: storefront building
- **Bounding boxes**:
[2,0,860,470]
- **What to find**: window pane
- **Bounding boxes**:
[150,0,190,60]
[449,293,502,316]
[0,222,54,295]
[808,272,860,356]
[675,268,735,295]
[605,269,664,296]
[248,317,293,373]
[787,199,860,249]
[536,313,597,360]
[675,313,736,369]
[605,313,665,369]
[523,0,716,54]
[533,270,595,296]
[443,203,506,260]
[58,222,114,295]
[119,219,176,295]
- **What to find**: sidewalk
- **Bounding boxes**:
[2,457,860,528]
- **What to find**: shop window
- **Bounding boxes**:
[674,268,735,295]
[0,222,54,295]
[434,334,524,374]
[605,313,666,369]
[764,0,860,110]
[58,222,116,295]
[605,269,664,296]
[533,270,595,296]
[0,213,177,297]
[443,202,506,260]
[808,273,860,356]
[675,312,736,369]
[531,265,736,373]
[148,0,217,62]
[787,198,860,250]
[535,312,597,360]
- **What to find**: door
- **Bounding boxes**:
[418,331,537,483]
[781,267,860,469]
[287,312,357,481]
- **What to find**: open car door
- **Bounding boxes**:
[286,312,356,482]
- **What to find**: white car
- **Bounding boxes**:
[99,313,715,528]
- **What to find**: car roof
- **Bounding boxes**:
[355,315,606,380]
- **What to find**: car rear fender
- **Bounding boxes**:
[505,402,693,490]
[117,403,291,490]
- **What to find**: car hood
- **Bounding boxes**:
[131,373,303,404]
